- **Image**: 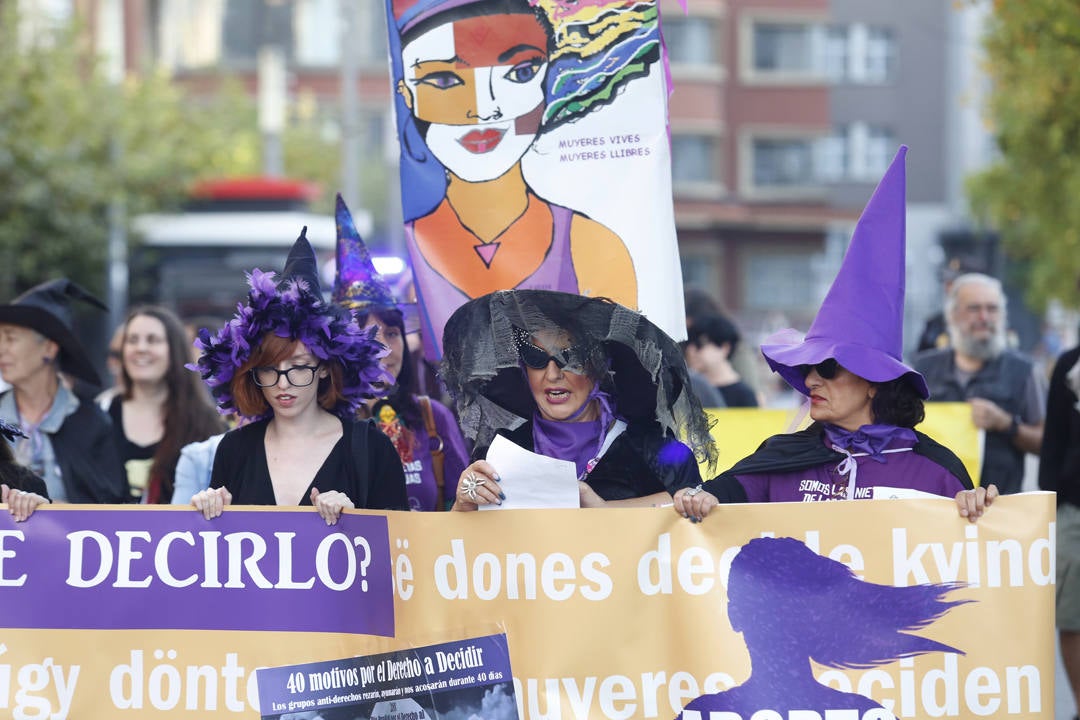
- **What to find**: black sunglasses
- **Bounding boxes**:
[799,358,840,380]
[516,337,588,374]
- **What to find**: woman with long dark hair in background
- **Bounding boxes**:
[108,305,225,503]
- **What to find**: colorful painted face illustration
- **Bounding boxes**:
[400,12,548,182]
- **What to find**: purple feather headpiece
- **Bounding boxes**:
[188,228,390,420]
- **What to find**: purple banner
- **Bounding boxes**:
[0,507,395,635]
[257,633,517,719]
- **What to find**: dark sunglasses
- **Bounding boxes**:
[799,358,840,380]
[516,339,588,374]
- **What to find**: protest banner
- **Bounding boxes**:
[385,0,684,360]
[0,493,1054,718]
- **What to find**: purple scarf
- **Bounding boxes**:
[532,387,617,478]
[822,423,917,463]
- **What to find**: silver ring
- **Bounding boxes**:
[684,486,703,498]
[460,472,485,498]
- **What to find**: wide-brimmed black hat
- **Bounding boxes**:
[0,279,107,385]
[441,289,716,467]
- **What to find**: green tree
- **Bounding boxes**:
[967,0,1080,310]
[0,9,263,299]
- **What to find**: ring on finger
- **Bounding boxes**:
[461,472,485,495]
[466,487,479,502]
[684,485,703,498]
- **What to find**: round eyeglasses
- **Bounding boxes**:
[250,364,321,388]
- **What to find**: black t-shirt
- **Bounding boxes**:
[108,396,158,500]
[718,381,758,408]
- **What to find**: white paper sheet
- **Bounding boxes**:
[479,434,580,510]
[871,486,944,500]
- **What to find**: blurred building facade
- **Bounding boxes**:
[72,0,1001,353]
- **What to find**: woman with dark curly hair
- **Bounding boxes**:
[675,147,994,522]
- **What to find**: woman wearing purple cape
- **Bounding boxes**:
[674,147,996,522]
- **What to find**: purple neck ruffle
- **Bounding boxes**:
[822,423,917,463]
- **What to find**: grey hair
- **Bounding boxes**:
[944,273,1006,319]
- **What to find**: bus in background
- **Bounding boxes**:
[130,177,377,320]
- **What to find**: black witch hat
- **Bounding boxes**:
[0,279,108,385]
[441,289,717,468]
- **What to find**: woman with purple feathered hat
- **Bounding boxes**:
[674,147,998,523]
[187,229,409,523]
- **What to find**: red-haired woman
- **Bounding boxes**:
[188,231,409,524]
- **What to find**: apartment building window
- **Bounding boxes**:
[680,253,713,290]
[752,23,816,74]
[822,26,848,82]
[752,138,815,187]
[664,16,717,66]
[295,0,340,66]
[159,0,224,70]
[826,24,897,84]
[672,135,717,185]
[817,128,848,182]
[817,124,896,182]
[864,27,897,83]
[222,0,294,65]
[743,251,816,312]
[746,19,896,85]
[863,126,895,177]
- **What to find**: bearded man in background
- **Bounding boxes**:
[913,273,1045,494]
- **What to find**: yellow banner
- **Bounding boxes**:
[704,403,982,483]
[1,493,1053,718]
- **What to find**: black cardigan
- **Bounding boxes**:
[51,397,127,503]
[211,417,409,510]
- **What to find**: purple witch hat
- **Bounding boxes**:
[760,146,929,398]
[189,227,389,420]
[332,194,419,330]
[332,194,396,310]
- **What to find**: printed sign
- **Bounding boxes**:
[257,633,516,719]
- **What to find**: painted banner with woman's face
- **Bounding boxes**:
[386,0,681,360]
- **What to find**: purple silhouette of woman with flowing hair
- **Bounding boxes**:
[678,537,969,719]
